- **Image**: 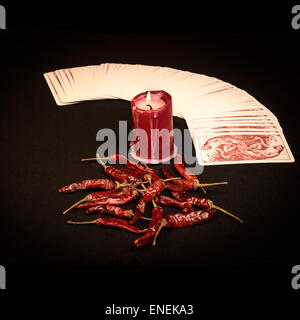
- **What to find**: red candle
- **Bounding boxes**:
[130,90,176,164]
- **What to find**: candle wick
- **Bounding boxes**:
[146,104,153,110]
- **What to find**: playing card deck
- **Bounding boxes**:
[44,63,294,165]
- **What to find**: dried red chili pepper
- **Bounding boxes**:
[133,206,163,247]
[152,208,216,246]
[81,154,146,172]
[174,154,199,182]
[130,179,165,224]
[84,204,134,219]
[172,192,243,223]
[172,192,211,208]
[161,166,227,192]
[67,217,147,234]
[161,165,186,183]
[82,154,160,183]
[82,187,133,200]
[81,187,130,202]
[126,161,160,183]
[105,154,160,182]
[105,165,140,184]
[165,181,195,191]
[119,168,161,186]
[58,179,117,193]
[90,157,141,187]
[162,166,197,190]
[117,168,145,179]
[75,188,139,209]
[62,188,138,214]
[174,154,206,194]
[154,195,194,213]
[110,154,146,172]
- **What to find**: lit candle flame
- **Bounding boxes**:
[146,91,151,104]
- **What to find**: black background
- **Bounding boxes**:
[0,2,299,301]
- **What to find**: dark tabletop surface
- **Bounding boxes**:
[0,24,299,299]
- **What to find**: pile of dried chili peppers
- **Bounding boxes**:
[59,154,243,247]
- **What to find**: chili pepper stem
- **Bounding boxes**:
[117,180,150,189]
[67,219,97,225]
[62,194,93,215]
[132,189,139,199]
[115,181,122,188]
[96,156,108,170]
[197,182,228,187]
[81,156,111,162]
[162,177,182,182]
[201,187,207,195]
[131,187,144,194]
[141,183,147,190]
[144,173,152,185]
[211,203,244,223]
[115,181,131,188]
[141,183,156,208]
[143,162,149,169]
[152,219,167,246]
[141,216,153,221]
[141,182,158,209]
